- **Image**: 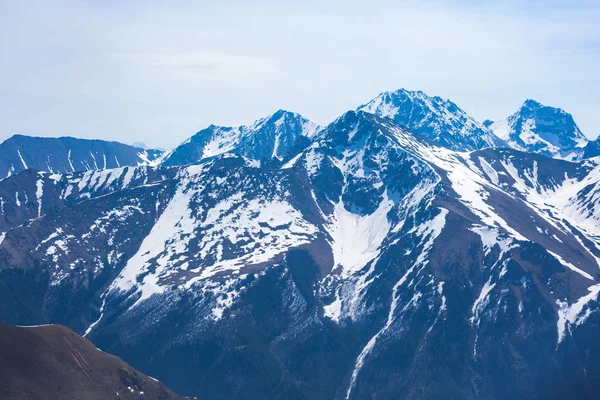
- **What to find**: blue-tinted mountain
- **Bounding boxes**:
[488,99,588,160]
[162,110,319,167]
[583,136,600,159]
[0,135,164,179]
[2,107,600,399]
[357,89,505,151]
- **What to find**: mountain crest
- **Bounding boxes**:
[0,135,164,178]
[162,110,320,166]
[358,88,504,151]
[488,99,588,160]
[521,99,544,109]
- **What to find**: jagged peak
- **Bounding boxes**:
[360,88,477,124]
[317,109,412,148]
[489,99,588,160]
[324,109,380,131]
[250,109,304,130]
[372,88,456,106]
[517,99,572,119]
[164,110,321,166]
[358,88,503,151]
[514,99,581,130]
[521,99,544,110]
[193,110,308,137]
[365,88,431,105]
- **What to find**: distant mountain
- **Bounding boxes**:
[0,135,165,179]
[357,88,505,151]
[583,137,600,159]
[162,109,319,166]
[0,323,185,400]
[487,100,588,160]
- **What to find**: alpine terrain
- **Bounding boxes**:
[485,99,588,160]
[1,89,600,400]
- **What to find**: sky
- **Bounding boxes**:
[1,0,599,149]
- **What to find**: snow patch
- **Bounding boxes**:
[17,149,28,169]
[557,283,600,345]
[345,208,447,399]
[36,177,44,217]
[325,192,393,277]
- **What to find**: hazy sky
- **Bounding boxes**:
[1,0,599,148]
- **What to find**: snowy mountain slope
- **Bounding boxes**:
[1,109,600,399]
[0,165,177,330]
[109,156,327,308]
[357,89,505,151]
[487,100,588,160]
[95,112,600,399]
[162,110,320,167]
[306,112,599,327]
[470,149,600,245]
[0,134,164,179]
[0,165,175,235]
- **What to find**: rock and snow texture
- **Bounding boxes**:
[358,88,505,151]
[0,134,164,178]
[109,161,320,307]
[161,109,320,166]
[488,99,588,160]
[325,194,393,277]
[1,94,600,399]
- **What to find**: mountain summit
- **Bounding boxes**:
[162,110,319,166]
[357,89,504,151]
[488,99,588,160]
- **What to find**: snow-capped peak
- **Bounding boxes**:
[251,109,320,138]
[162,111,321,166]
[488,99,588,160]
[357,88,504,151]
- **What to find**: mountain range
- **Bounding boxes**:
[1,89,599,399]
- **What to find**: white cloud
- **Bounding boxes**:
[0,0,598,147]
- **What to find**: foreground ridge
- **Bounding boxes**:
[0,323,187,400]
